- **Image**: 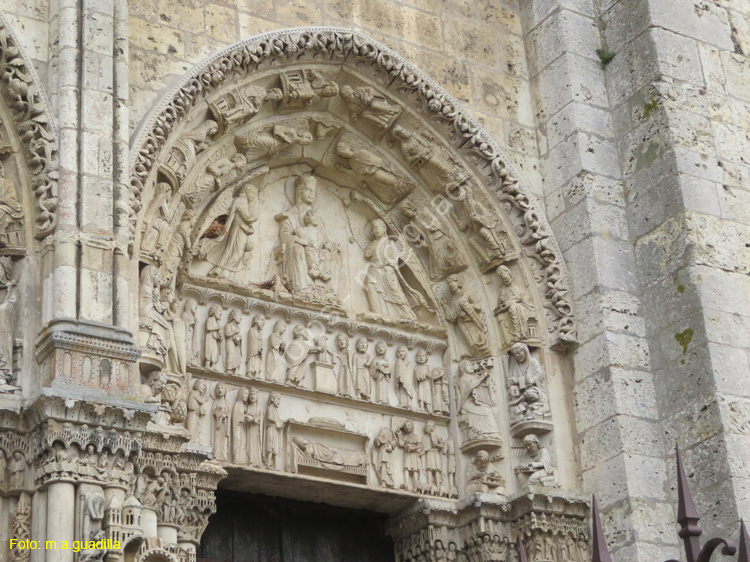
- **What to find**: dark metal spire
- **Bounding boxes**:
[739,519,750,562]
[675,446,702,562]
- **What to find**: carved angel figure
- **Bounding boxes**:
[452,186,508,269]
[400,200,466,279]
[363,219,425,321]
[161,209,196,286]
[246,313,265,377]
[187,153,247,206]
[340,85,400,129]
[440,274,490,359]
[392,125,468,193]
[207,182,259,280]
[494,266,537,345]
[235,120,313,160]
[334,135,412,204]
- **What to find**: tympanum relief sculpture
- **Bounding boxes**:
[132,61,574,519]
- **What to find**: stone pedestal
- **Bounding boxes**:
[312,362,336,394]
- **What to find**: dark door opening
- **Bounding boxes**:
[197,490,395,562]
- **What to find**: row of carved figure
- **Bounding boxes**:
[172,301,448,412]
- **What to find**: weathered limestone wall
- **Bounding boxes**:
[600,0,750,541]
[126,0,543,196]
[524,0,750,559]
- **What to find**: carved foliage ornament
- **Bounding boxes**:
[129,28,576,347]
[0,19,58,238]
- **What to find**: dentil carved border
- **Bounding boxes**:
[129,28,577,348]
[0,15,58,238]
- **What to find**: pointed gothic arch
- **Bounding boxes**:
[126,29,586,553]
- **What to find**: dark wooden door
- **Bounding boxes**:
[197,491,395,562]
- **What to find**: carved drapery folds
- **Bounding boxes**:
[127,27,582,561]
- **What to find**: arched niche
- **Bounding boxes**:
[0,15,59,399]
[129,28,581,513]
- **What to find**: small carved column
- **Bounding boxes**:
[31,490,47,562]
[46,482,75,562]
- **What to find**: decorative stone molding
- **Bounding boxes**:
[386,492,590,562]
[0,16,59,238]
[129,28,576,349]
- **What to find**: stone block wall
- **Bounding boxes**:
[124,0,543,196]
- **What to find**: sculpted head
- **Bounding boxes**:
[238,387,249,402]
[474,450,490,471]
[340,85,355,102]
[402,420,414,434]
[355,336,368,353]
[375,341,387,356]
[252,313,266,329]
[370,218,387,240]
[523,433,541,453]
[416,349,428,364]
[249,387,258,403]
[447,274,461,293]
[511,342,529,363]
[396,345,408,359]
[295,175,317,206]
[335,333,348,350]
[393,125,408,139]
[425,421,435,434]
[497,265,513,285]
[269,391,281,407]
[214,382,226,398]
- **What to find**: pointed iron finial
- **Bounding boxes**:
[592,495,613,562]
[675,445,702,562]
[739,519,750,562]
[516,534,528,562]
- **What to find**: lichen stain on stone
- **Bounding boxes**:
[677,284,686,293]
[643,97,659,118]
[675,328,694,354]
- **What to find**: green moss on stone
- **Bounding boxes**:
[675,328,694,355]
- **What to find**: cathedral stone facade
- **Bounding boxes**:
[0,0,748,561]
